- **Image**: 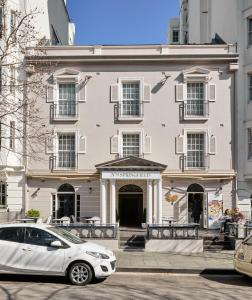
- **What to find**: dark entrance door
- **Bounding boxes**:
[119,194,143,227]
[57,193,75,218]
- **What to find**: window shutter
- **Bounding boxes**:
[46,85,54,103]
[45,134,54,154]
[143,84,151,102]
[110,84,119,102]
[77,80,86,102]
[175,84,184,102]
[209,135,216,154]
[78,134,86,154]
[144,135,151,154]
[176,135,184,154]
[110,135,119,154]
[208,84,216,102]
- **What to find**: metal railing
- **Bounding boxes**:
[51,102,78,120]
[55,224,118,239]
[50,153,78,171]
[181,101,209,119]
[115,101,144,120]
[147,224,199,240]
[182,154,209,170]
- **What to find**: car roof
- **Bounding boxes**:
[0,223,53,229]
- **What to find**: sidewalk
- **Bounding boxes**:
[115,250,236,274]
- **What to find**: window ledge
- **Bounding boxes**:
[118,116,144,122]
[183,116,209,121]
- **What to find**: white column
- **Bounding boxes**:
[157,179,163,224]
[100,179,107,224]
[147,179,153,224]
[110,179,116,224]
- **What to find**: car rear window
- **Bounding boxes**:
[0,227,23,243]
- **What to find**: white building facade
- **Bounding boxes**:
[169,0,252,219]
[0,0,75,222]
[26,45,238,229]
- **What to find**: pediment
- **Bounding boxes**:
[54,68,80,77]
[183,67,210,76]
[96,156,167,171]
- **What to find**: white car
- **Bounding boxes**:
[234,234,252,277]
[0,223,116,285]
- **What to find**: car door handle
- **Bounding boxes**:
[22,247,32,252]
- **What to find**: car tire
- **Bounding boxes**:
[68,262,93,286]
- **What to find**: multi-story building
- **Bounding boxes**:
[25,44,238,230]
[169,0,252,218]
[0,0,75,222]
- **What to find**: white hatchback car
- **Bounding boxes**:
[234,234,252,277]
[0,223,116,285]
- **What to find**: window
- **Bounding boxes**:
[58,83,76,117]
[248,128,252,159]
[121,82,141,117]
[58,133,76,168]
[10,66,15,93]
[122,133,140,157]
[0,7,3,39]
[172,30,179,43]
[0,122,2,150]
[248,74,252,103]
[9,121,15,150]
[24,227,58,246]
[186,82,205,116]
[10,10,15,34]
[186,133,205,168]
[0,182,6,207]
[248,18,252,46]
[0,227,22,242]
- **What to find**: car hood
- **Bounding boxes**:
[77,241,114,256]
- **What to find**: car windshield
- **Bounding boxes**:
[48,227,86,244]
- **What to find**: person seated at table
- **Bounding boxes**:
[232,208,245,224]
[219,209,232,233]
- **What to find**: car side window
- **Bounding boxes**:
[24,227,58,247]
[0,227,23,243]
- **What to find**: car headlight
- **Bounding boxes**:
[86,251,110,259]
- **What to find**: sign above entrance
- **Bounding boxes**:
[101,170,161,180]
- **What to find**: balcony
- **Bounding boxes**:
[180,101,209,121]
[50,153,78,171]
[50,101,78,122]
[182,154,209,171]
[115,101,144,121]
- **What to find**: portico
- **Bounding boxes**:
[96,156,167,225]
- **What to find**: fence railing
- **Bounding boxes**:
[50,153,78,171]
[181,101,209,119]
[115,101,144,120]
[50,102,78,121]
[182,154,209,170]
[147,224,199,240]
[55,224,118,239]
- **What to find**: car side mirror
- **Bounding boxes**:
[50,240,63,248]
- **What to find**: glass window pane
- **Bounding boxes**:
[186,83,205,116]
[187,133,205,168]
[121,83,140,116]
[122,133,140,157]
[58,134,76,168]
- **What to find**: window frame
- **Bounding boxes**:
[248,73,252,103]
[0,226,23,243]
[248,128,252,160]
[9,121,15,151]
[56,132,77,169]
[0,182,7,208]
[118,129,144,158]
[248,17,252,47]
[172,30,179,43]
[23,227,64,247]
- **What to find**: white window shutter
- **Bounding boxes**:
[78,134,86,154]
[175,84,184,102]
[110,135,119,154]
[45,134,54,154]
[110,84,119,102]
[46,85,54,103]
[143,84,151,102]
[209,135,216,154]
[176,135,184,154]
[144,135,151,154]
[208,84,216,102]
[77,80,86,102]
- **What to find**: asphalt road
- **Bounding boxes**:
[0,272,251,300]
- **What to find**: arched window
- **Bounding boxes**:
[119,184,143,193]
[58,183,75,193]
[187,183,204,193]
[0,182,6,208]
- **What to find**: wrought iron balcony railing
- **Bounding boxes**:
[50,101,78,121]
[180,101,209,120]
[182,154,209,170]
[115,101,144,120]
[50,153,78,171]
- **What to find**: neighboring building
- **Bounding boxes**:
[0,0,75,222]
[25,44,238,230]
[168,0,252,219]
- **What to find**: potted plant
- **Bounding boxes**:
[141,208,147,229]
[26,209,40,222]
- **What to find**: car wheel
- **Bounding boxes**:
[68,262,93,285]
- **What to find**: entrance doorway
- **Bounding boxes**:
[187,184,204,227]
[118,185,143,227]
[57,183,75,218]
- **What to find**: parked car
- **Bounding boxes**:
[0,223,116,285]
[234,234,252,277]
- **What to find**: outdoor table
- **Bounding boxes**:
[162,217,178,226]
[85,217,101,224]
[15,218,35,223]
[53,218,70,224]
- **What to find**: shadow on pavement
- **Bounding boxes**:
[200,274,252,287]
[0,274,70,285]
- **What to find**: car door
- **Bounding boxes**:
[243,237,252,275]
[0,226,25,272]
[21,227,66,275]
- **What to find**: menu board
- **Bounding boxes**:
[208,193,223,229]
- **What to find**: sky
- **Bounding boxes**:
[67,0,179,45]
